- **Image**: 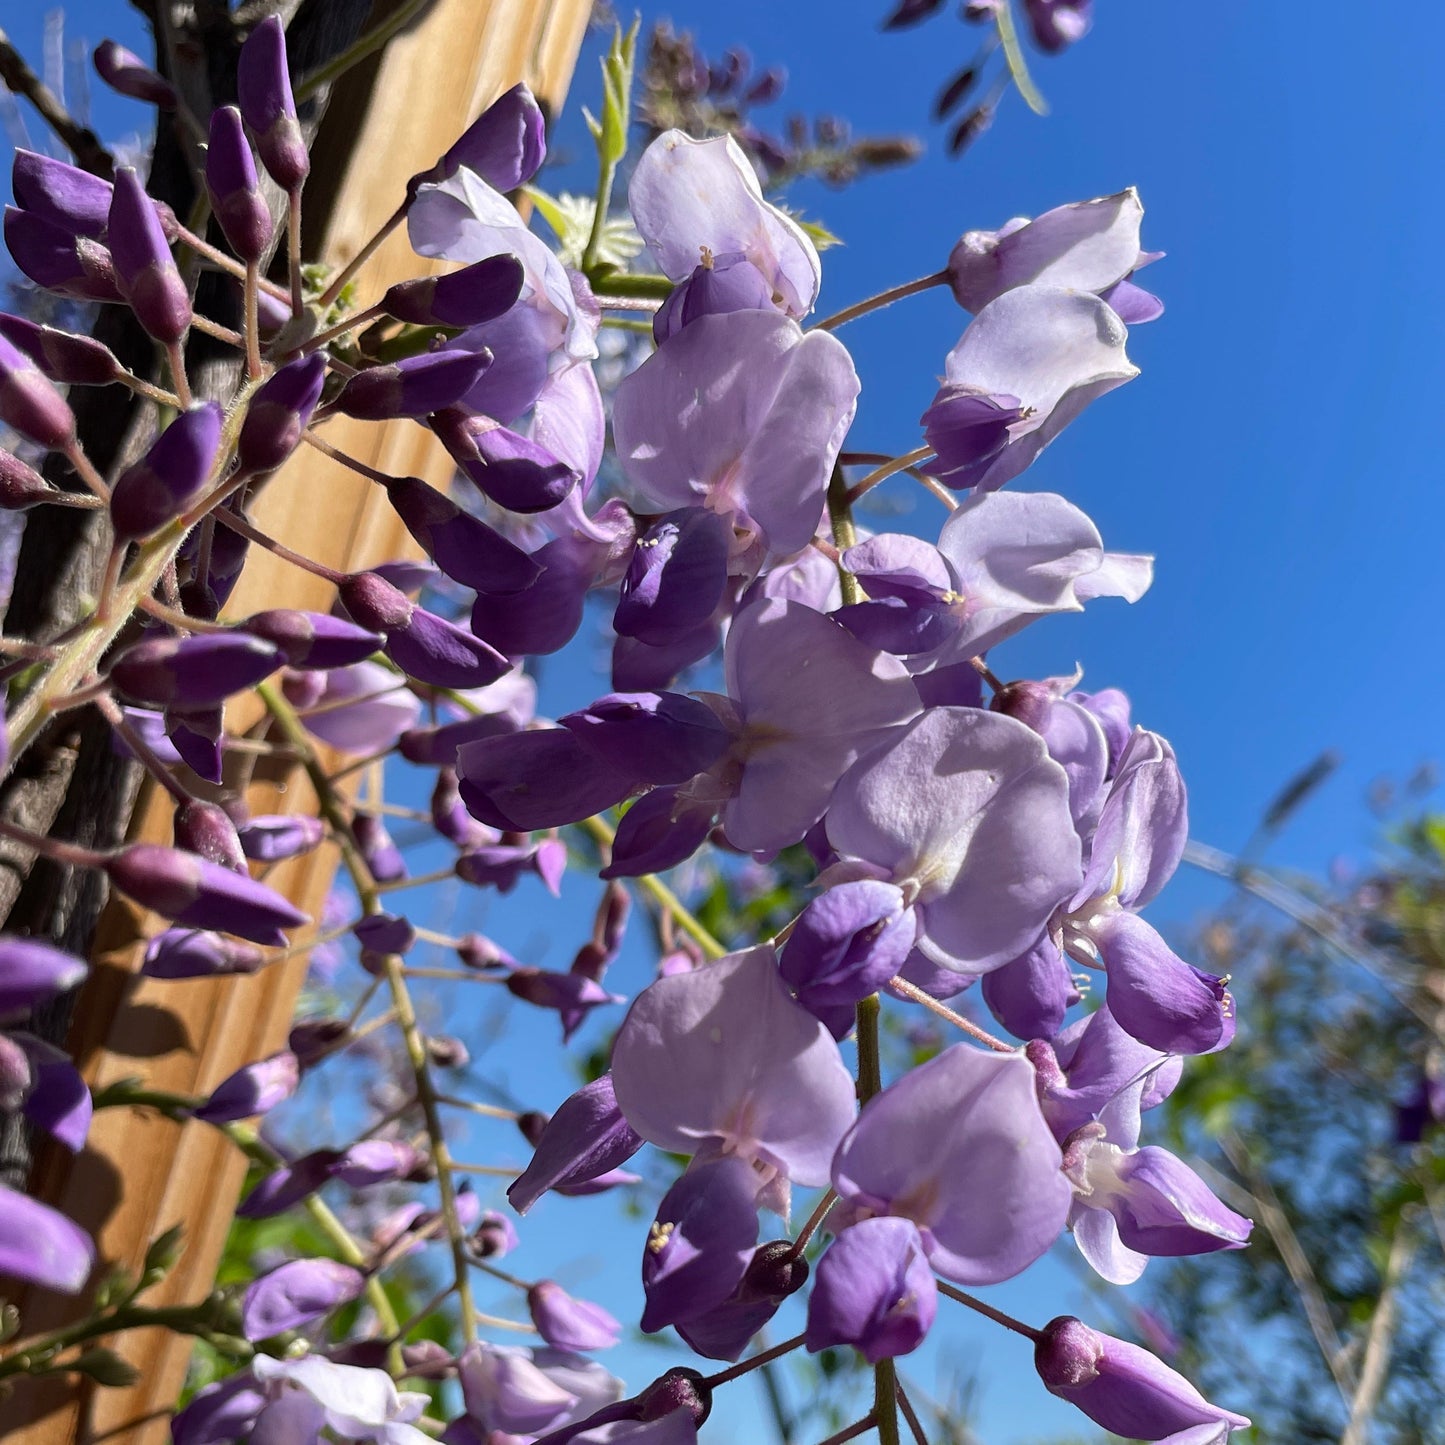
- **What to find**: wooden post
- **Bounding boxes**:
[4,1,591,1438]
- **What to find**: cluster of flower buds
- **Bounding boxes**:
[0,8,1250,1443]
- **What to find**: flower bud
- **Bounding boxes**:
[236,814,326,863]
[237,15,309,192]
[12,150,133,238]
[381,474,542,595]
[426,1034,469,1069]
[527,1280,621,1353]
[331,349,493,421]
[352,812,406,883]
[173,799,247,872]
[348,914,411,958]
[432,406,579,514]
[236,352,329,475]
[474,1209,518,1259]
[456,932,516,971]
[108,168,190,344]
[507,1075,644,1215]
[334,1138,429,1187]
[244,608,383,669]
[805,1217,936,1363]
[430,767,496,848]
[205,105,272,264]
[166,705,225,785]
[1034,1315,1250,1438]
[94,40,177,108]
[289,1016,349,1068]
[0,314,121,385]
[0,449,60,511]
[411,82,547,194]
[141,928,266,978]
[241,1257,366,1340]
[110,403,223,540]
[193,1049,300,1123]
[3,207,119,302]
[0,333,75,450]
[382,254,524,328]
[0,939,87,1021]
[637,1367,712,1428]
[106,844,309,945]
[0,1184,95,1293]
[108,632,283,709]
[652,251,775,343]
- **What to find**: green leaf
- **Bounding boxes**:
[595,18,641,170]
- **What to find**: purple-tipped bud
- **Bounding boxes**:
[382,255,524,328]
[677,1240,810,1362]
[990,677,1056,733]
[236,15,309,192]
[110,402,223,540]
[0,1183,95,1294]
[12,151,126,238]
[474,1210,518,1258]
[237,814,326,862]
[108,168,191,344]
[431,767,496,848]
[1034,1316,1250,1439]
[238,1149,342,1218]
[527,1281,621,1353]
[413,82,547,194]
[205,106,272,264]
[508,1075,645,1214]
[382,475,542,595]
[0,449,61,510]
[433,407,579,514]
[352,912,415,955]
[0,938,87,1021]
[0,314,121,385]
[334,1138,428,1187]
[339,572,510,690]
[4,206,120,302]
[637,1368,713,1428]
[352,813,406,883]
[107,845,309,945]
[193,1049,300,1123]
[652,251,775,343]
[0,332,75,450]
[94,40,177,107]
[332,350,493,421]
[141,928,267,978]
[289,1016,348,1068]
[457,932,516,971]
[241,1257,366,1340]
[779,881,918,1020]
[244,608,382,669]
[236,352,329,475]
[109,632,282,708]
[173,799,247,872]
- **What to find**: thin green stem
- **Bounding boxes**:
[827,464,861,606]
[587,271,673,299]
[256,683,480,1346]
[577,813,725,959]
[994,0,1049,115]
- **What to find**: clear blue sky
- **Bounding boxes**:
[4,2,1441,1439]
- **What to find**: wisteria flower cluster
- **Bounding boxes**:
[0,11,1250,1443]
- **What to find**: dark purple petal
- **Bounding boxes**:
[3,206,120,302]
[652,252,776,343]
[169,1372,267,1445]
[142,928,267,978]
[0,332,75,450]
[18,1036,91,1150]
[244,609,382,670]
[640,1155,760,1333]
[12,150,117,236]
[383,254,525,328]
[561,692,730,785]
[780,882,917,1014]
[458,728,634,831]
[0,314,120,385]
[675,1240,809,1362]
[382,475,542,594]
[237,1150,342,1218]
[600,787,715,879]
[435,408,579,514]
[334,350,494,421]
[615,509,732,646]
[980,937,1079,1040]
[805,1217,936,1363]
[508,1075,645,1215]
[419,82,547,192]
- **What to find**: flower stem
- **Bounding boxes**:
[885,976,1015,1053]
[703,1331,807,1388]
[936,1280,1041,1340]
[810,272,948,334]
[994,0,1050,116]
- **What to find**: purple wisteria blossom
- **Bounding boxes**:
[612,310,859,557]
[830,1045,1071,1283]
[825,707,1081,973]
[925,285,1138,491]
[629,129,822,318]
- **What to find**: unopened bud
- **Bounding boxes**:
[108,168,190,344]
[205,106,272,264]
[0,333,75,450]
[110,403,223,540]
[94,40,177,108]
[0,314,121,385]
[237,15,309,192]
[382,255,524,328]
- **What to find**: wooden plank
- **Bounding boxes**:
[3,1,592,1438]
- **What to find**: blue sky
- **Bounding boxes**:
[4,1,1441,1439]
